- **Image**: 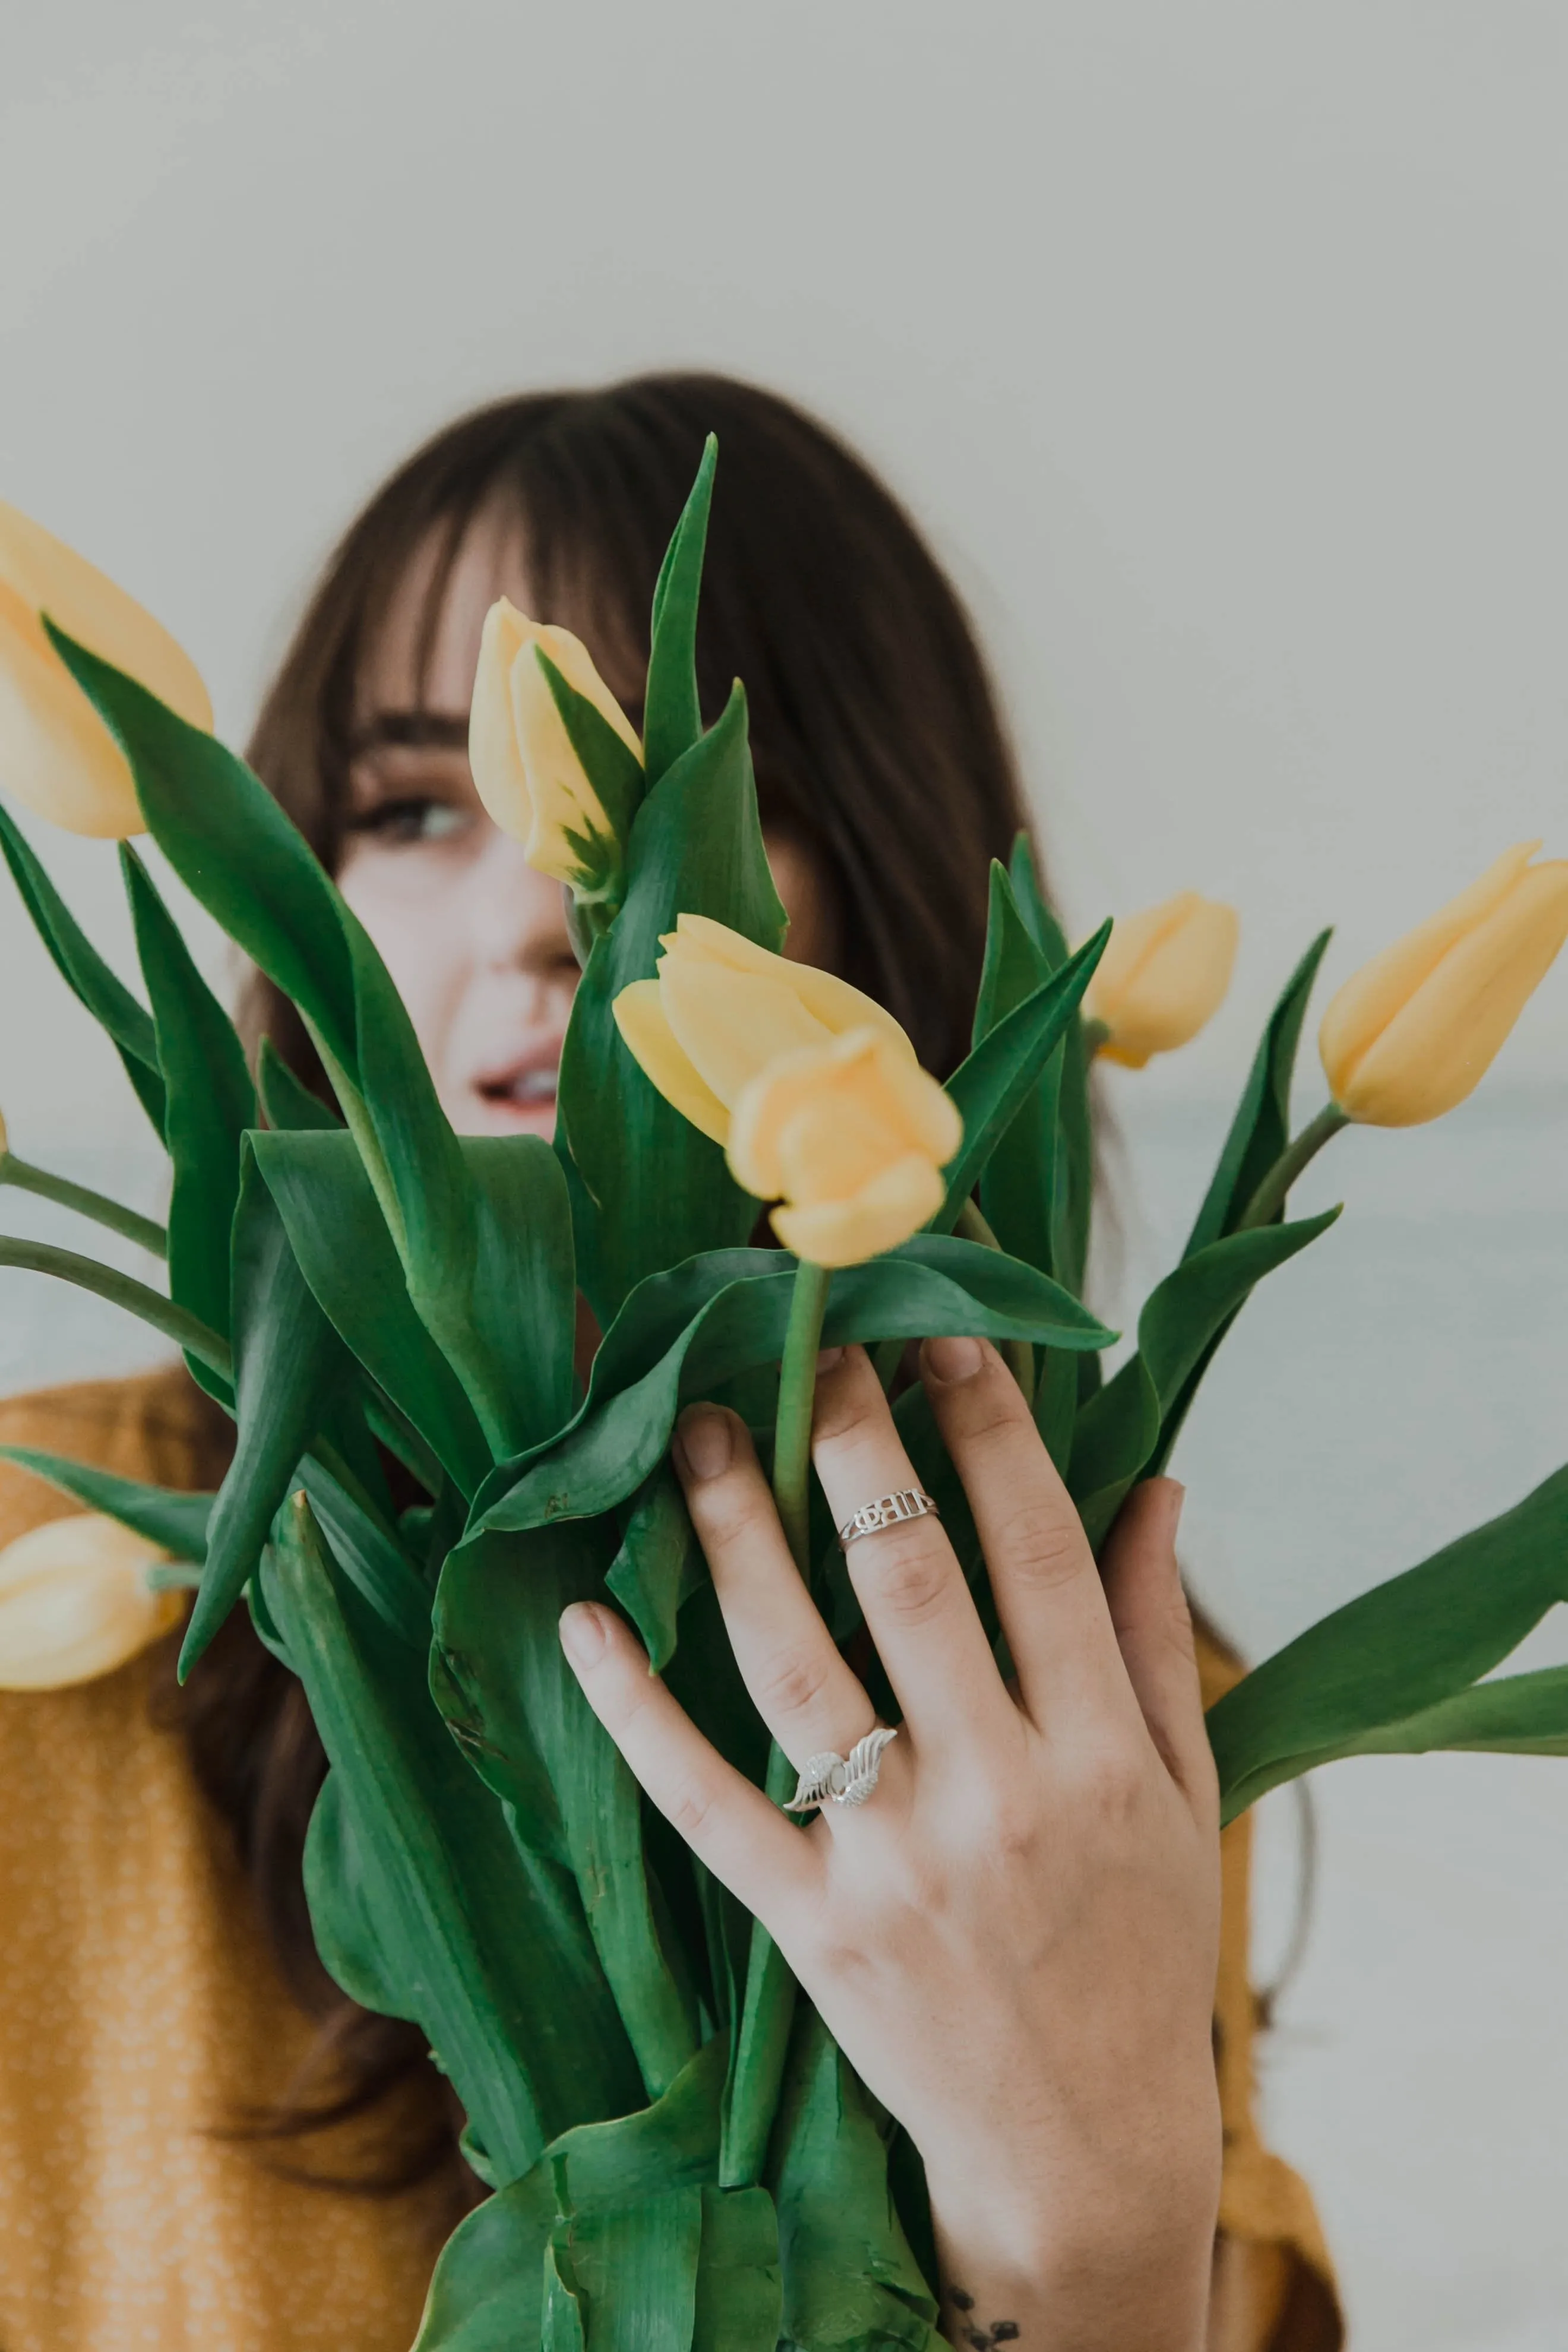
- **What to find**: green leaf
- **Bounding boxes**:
[460,1136,577,1458]
[693,2186,783,2352]
[251,1128,491,1498]
[644,435,717,785]
[606,1464,706,1674]
[973,862,1059,1278]
[179,1151,354,1676]
[120,847,255,1389]
[1009,833,1094,1294]
[469,1241,1112,1542]
[434,1519,701,2100]
[264,1491,638,2186]
[766,2009,939,2351]
[558,685,786,1319]
[0,1446,211,1559]
[0,799,166,1134]
[1208,1462,1568,1822]
[1070,1210,1340,1550]
[414,2038,730,2352]
[1339,1665,1568,1759]
[1185,931,1332,1256]
[937,921,1111,1233]
[0,1234,230,1382]
[257,1036,340,1131]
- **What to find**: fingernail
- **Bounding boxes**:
[923,1334,984,1382]
[815,1346,845,1374]
[674,1404,734,1481]
[559,1602,608,1667]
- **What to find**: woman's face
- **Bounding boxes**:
[338,526,837,1140]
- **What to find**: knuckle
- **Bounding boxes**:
[859,1533,952,1627]
[752,1642,835,1725]
[992,1504,1086,1592]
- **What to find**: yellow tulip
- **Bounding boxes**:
[1084,892,1240,1067]
[0,1512,182,1690]
[1319,842,1568,1126]
[612,913,915,1145]
[612,915,959,1263]
[729,1027,962,1266]
[468,596,642,896]
[0,502,212,838]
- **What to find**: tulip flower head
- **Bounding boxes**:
[614,915,961,1265]
[468,598,643,900]
[1084,892,1239,1067]
[1319,842,1568,1127]
[0,1512,181,1690]
[0,502,212,837]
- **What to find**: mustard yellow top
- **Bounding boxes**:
[0,1367,1341,2351]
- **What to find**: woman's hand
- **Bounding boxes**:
[559,1336,1223,2351]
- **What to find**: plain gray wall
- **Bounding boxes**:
[3,7,1567,2344]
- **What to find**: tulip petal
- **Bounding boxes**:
[1332,858,1568,1124]
[510,644,618,888]
[612,979,732,1145]
[1319,842,1541,1101]
[0,590,145,837]
[0,502,212,732]
[0,1512,180,1690]
[469,599,537,842]
[1087,892,1239,1067]
[665,914,915,1054]
[659,959,830,1108]
[772,1154,946,1267]
[728,1029,960,1201]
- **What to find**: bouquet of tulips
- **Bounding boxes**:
[1,448,1567,2350]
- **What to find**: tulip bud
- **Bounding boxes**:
[1319,842,1568,1126]
[468,597,642,899]
[1083,892,1239,1067]
[729,1027,962,1266]
[0,1512,181,1690]
[0,502,212,838]
[613,915,959,1263]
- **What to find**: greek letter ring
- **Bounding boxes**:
[836,1488,938,1550]
[784,1727,899,1812]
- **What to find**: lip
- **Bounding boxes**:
[470,1043,562,1126]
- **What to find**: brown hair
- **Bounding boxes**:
[187,372,1042,2195]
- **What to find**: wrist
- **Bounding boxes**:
[924,2122,1219,2352]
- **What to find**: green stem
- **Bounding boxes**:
[954,1196,1035,1406]
[0,1235,231,1380]
[773,1258,832,1575]
[1081,1015,1112,1057]
[0,1153,166,1257]
[1235,1101,1351,1231]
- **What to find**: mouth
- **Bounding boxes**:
[473,1050,561,1123]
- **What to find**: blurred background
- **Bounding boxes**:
[2,4,1566,2341]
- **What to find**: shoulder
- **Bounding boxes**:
[0,1360,230,1543]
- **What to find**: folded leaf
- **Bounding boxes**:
[1185,931,1332,1256]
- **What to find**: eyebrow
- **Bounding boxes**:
[349,710,470,755]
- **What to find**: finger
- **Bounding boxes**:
[673,1402,874,1769]
[809,1345,1006,1744]
[1099,1480,1219,1826]
[920,1335,1136,1734]
[559,1600,818,1926]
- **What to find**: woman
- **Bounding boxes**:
[0,375,1340,2350]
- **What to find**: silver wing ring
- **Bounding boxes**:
[783,1727,899,1813]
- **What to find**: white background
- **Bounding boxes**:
[2,5,1567,2342]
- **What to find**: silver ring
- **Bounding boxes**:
[783,1728,898,1813]
[836,1488,939,1550]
